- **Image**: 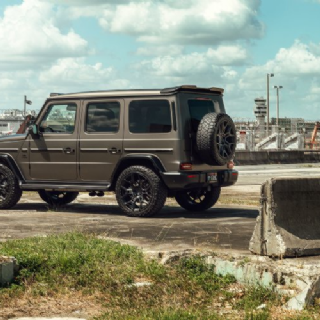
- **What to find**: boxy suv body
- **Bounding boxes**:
[0,85,238,216]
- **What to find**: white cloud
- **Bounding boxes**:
[98,0,264,45]
[135,45,249,79]
[240,40,320,92]
[136,45,184,57]
[0,0,89,70]
[39,58,114,87]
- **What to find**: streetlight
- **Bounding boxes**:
[24,95,32,117]
[266,73,274,136]
[273,86,283,127]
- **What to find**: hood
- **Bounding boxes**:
[0,133,27,143]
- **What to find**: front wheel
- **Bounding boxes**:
[0,165,22,209]
[115,166,167,217]
[175,187,221,212]
[38,190,79,206]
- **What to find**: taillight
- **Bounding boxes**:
[180,163,192,170]
[227,160,234,170]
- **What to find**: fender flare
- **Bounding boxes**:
[0,154,25,181]
[110,154,166,189]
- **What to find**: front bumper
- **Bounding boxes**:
[160,169,238,190]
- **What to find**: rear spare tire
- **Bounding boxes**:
[196,113,236,166]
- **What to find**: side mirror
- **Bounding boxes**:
[29,124,40,137]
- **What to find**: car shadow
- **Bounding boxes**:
[9,202,259,220]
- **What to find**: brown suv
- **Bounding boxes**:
[0,85,237,217]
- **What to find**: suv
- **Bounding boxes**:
[0,85,237,217]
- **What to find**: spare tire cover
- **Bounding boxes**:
[196,113,236,166]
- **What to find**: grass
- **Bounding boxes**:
[0,232,316,319]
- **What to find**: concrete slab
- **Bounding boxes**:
[0,256,16,287]
[250,177,320,257]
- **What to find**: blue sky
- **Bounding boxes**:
[1,0,320,121]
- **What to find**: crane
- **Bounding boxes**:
[310,122,320,149]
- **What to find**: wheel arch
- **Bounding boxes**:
[109,154,166,191]
[0,154,25,181]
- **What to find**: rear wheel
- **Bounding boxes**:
[38,190,79,206]
[175,187,221,212]
[0,165,22,209]
[115,166,167,217]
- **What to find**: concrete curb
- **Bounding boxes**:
[206,254,320,311]
[0,256,17,287]
[146,250,320,311]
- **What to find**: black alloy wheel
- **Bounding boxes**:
[0,165,22,209]
[115,166,167,217]
[175,187,221,212]
[38,190,79,206]
[196,113,236,166]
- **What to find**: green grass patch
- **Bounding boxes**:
[236,285,281,311]
[0,232,296,319]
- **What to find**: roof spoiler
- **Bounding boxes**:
[160,85,224,94]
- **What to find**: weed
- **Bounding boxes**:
[236,285,281,311]
[176,255,236,293]
[95,308,222,320]
[244,311,270,320]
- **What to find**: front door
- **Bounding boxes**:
[79,99,123,181]
[29,101,79,181]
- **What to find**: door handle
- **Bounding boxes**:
[63,147,75,154]
[109,147,121,154]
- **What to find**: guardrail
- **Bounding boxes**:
[234,150,320,165]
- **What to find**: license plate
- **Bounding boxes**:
[207,172,217,182]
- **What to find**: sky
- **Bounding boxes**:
[1,0,320,121]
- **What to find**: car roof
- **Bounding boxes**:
[49,85,224,99]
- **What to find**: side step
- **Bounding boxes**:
[20,182,111,192]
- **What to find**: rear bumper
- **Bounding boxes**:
[160,169,238,190]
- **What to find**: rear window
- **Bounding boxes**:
[129,100,172,133]
[188,99,215,131]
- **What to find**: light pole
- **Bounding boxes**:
[273,86,283,127]
[24,95,32,117]
[266,73,274,136]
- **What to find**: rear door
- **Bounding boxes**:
[79,99,124,181]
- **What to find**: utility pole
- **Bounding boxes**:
[266,73,274,136]
[274,86,283,127]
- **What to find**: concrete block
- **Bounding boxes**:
[249,177,320,257]
[0,256,16,287]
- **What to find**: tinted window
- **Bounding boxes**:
[40,103,77,133]
[86,102,120,133]
[129,100,171,133]
[188,99,215,131]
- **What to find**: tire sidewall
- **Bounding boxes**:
[175,187,221,212]
[196,113,236,166]
[0,165,22,209]
[115,166,166,217]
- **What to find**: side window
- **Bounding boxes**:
[86,102,120,133]
[129,100,171,133]
[40,103,77,133]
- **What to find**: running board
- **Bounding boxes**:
[20,182,111,192]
